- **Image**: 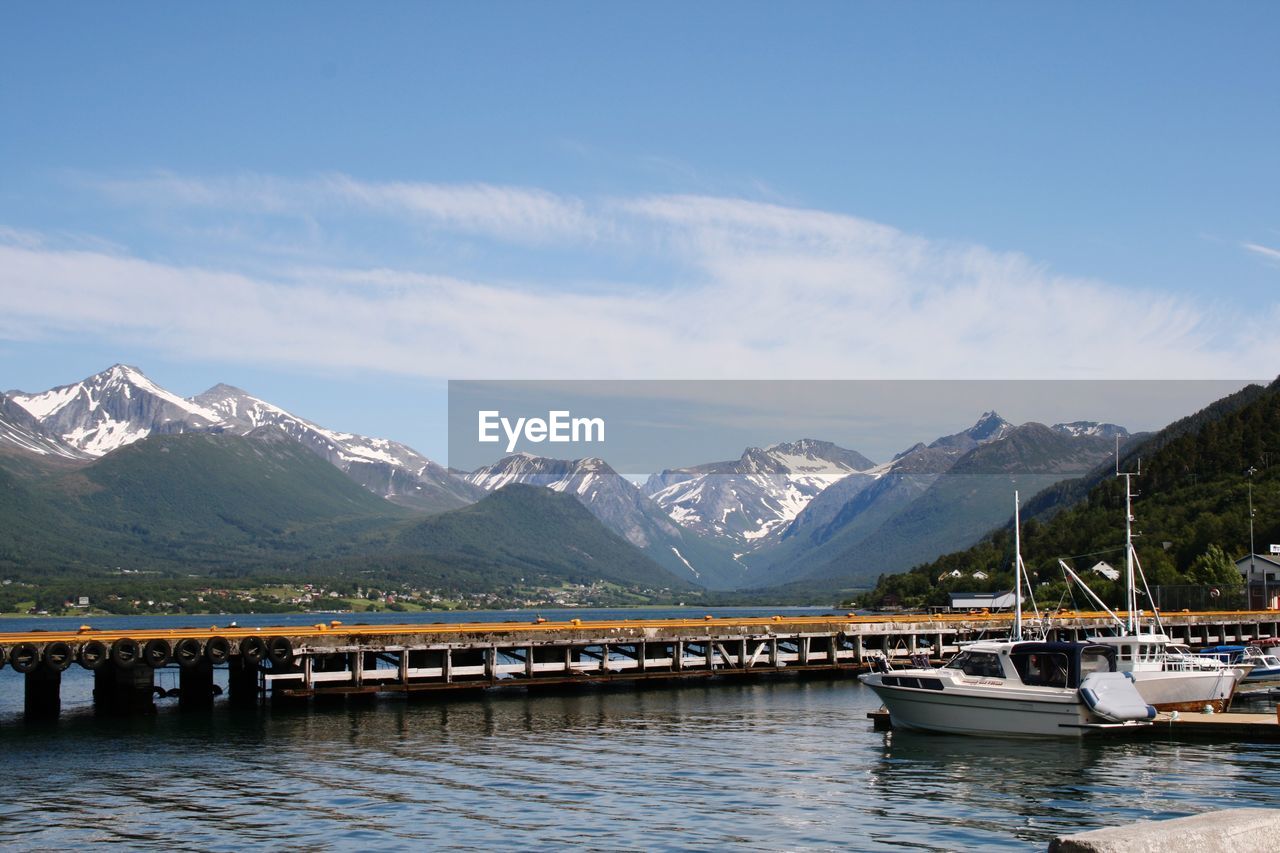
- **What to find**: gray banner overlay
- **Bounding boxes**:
[447,379,1261,476]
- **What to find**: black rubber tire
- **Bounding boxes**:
[111,638,142,669]
[205,636,231,665]
[0,644,8,670]
[143,638,173,668]
[79,640,108,671]
[267,636,294,666]
[239,636,267,665]
[10,642,40,673]
[42,640,74,672]
[174,638,203,668]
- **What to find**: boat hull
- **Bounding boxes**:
[1128,669,1244,713]
[862,679,1093,738]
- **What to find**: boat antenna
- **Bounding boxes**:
[1013,490,1024,641]
[1117,443,1142,634]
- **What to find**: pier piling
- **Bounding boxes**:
[93,661,156,716]
[24,663,61,720]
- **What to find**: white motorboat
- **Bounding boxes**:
[861,638,1157,737]
[860,492,1156,737]
[1197,645,1280,683]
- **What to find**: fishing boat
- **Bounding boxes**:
[1197,645,1280,682]
[1061,463,1250,712]
[860,493,1156,737]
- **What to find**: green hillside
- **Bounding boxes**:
[0,433,694,612]
[348,483,695,591]
[863,380,1280,609]
[0,431,411,578]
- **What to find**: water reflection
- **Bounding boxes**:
[1,676,1279,850]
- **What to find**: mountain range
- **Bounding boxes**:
[2,364,1136,598]
[6,366,480,513]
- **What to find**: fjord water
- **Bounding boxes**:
[2,610,1279,850]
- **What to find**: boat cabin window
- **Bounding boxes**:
[944,651,1004,678]
[1010,651,1070,688]
[1079,649,1111,677]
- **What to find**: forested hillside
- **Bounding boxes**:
[864,380,1280,609]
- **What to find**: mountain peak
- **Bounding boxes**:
[927,411,1014,454]
[9,364,222,455]
[198,382,252,398]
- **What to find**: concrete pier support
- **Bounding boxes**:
[94,662,156,716]
[178,660,215,711]
[24,663,62,720]
[227,657,259,708]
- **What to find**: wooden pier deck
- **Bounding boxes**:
[3,609,1279,720]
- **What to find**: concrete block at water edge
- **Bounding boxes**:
[1048,808,1280,853]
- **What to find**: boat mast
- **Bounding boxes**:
[1013,490,1023,642]
[1117,443,1141,635]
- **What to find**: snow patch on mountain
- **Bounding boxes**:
[191,383,479,511]
[0,393,91,460]
[644,439,876,549]
[1050,421,1130,439]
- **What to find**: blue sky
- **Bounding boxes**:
[1,3,1277,462]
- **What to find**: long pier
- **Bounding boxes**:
[2,609,1278,719]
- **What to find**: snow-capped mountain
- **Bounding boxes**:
[0,393,90,461]
[9,366,477,513]
[642,439,876,550]
[190,384,482,512]
[1050,421,1129,440]
[8,364,222,457]
[746,416,1127,588]
[926,410,1015,454]
[465,453,744,588]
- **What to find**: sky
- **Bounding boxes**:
[1,3,1277,464]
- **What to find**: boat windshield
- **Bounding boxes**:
[944,650,1004,678]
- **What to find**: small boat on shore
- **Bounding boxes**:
[860,492,1156,737]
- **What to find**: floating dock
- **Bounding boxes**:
[2,609,1278,720]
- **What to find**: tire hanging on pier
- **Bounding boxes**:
[42,641,74,672]
[239,636,267,665]
[10,642,40,673]
[111,638,142,669]
[0,644,7,670]
[205,636,231,665]
[143,639,173,668]
[79,640,108,671]
[266,636,294,666]
[174,638,203,668]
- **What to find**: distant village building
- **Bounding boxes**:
[948,591,1016,611]
[972,571,989,580]
[1235,554,1280,609]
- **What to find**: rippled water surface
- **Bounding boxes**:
[2,610,1279,850]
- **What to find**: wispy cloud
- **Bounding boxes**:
[3,176,1275,381]
[1243,242,1280,264]
[87,172,598,245]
